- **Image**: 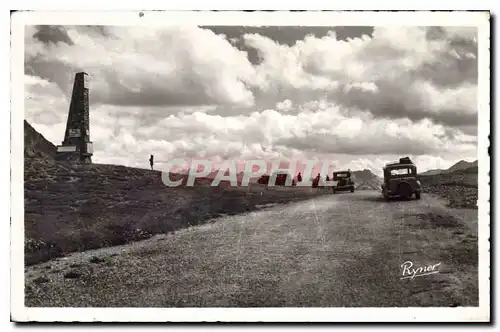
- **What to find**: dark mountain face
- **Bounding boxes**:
[351,169,383,190]
[352,169,379,181]
[24,120,57,162]
[419,169,443,176]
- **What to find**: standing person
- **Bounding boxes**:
[149,154,154,170]
[297,172,302,183]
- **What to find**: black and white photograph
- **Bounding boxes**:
[10,10,490,322]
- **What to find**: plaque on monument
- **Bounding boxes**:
[69,128,81,138]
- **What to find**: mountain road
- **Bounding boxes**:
[25,190,478,307]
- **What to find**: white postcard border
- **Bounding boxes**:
[10,10,491,322]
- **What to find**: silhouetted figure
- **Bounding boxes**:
[258,175,270,185]
[326,175,330,182]
[276,174,288,186]
[297,172,302,182]
[149,154,154,170]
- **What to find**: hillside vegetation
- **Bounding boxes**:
[24,122,332,265]
[25,161,336,266]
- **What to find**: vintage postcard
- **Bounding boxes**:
[10,10,490,322]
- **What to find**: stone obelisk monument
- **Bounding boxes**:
[56,72,93,163]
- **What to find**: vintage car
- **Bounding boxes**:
[381,157,422,200]
[332,171,355,193]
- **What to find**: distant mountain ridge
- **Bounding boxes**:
[419,160,478,176]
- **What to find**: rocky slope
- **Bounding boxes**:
[24,121,57,162]
[23,121,329,266]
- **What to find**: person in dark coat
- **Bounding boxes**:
[297,172,302,182]
[149,154,154,170]
[313,173,320,188]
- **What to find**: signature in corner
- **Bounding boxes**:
[400,261,441,280]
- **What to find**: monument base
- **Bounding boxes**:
[55,145,92,163]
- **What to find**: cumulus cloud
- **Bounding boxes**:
[25,25,477,127]
[77,102,475,173]
[25,25,257,108]
[242,26,477,128]
[25,75,68,142]
[276,99,293,112]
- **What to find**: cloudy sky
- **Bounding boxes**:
[24,25,478,176]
